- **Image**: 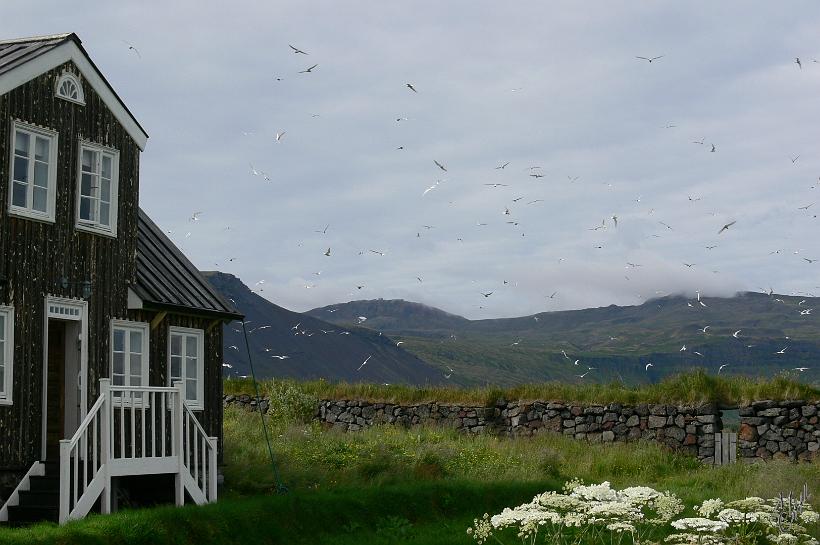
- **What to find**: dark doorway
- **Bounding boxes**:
[46,321,66,461]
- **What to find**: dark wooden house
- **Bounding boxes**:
[0,33,241,524]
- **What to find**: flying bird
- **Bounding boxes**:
[433,160,447,172]
[680,344,687,352]
[718,221,736,234]
[275,131,286,142]
[561,350,570,360]
[635,55,664,63]
[710,143,716,153]
[645,363,654,371]
[357,355,372,371]
[406,83,417,93]
[793,367,810,372]
[775,347,788,354]
[495,162,510,170]
[790,155,800,164]
[795,57,802,69]
[732,330,741,338]
[122,40,141,59]
[289,44,308,54]
[324,247,331,256]
[718,364,729,374]
[481,292,493,298]
[299,64,318,73]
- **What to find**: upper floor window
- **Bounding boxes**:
[111,320,148,404]
[76,141,119,237]
[55,72,85,105]
[0,306,14,406]
[8,121,58,222]
[168,327,204,410]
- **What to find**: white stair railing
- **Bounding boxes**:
[59,379,217,525]
[59,378,111,524]
[175,381,218,505]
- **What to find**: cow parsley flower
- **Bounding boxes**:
[697,499,725,518]
[768,534,799,545]
[671,517,729,533]
[799,510,819,524]
[666,533,728,545]
[570,481,618,502]
[467,514,492,544]
[607,521,636,533]
[621,486,661,504]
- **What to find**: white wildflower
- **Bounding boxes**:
[671,517,729,533]
[768,534,799,545]
[621,486,661,504]
[651,492,686,523]
[570,481,618,502]
[607,521,636,533]
[726,497,767,511]
[468,514,492,544]
[697,499,725,518]
[666,533,728,545]
[799,510,819,524]
[585,500,644,523]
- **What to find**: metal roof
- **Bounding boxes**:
[0,33,73,77]
[135,209,243,320]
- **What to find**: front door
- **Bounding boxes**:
[46,321,66,461]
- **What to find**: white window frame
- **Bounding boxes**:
[75,140,119,237]
[54,72,85,105]
[168,326,205,411]
[8,120,59,223]
[0,306,14,406]
[110,319,149,406]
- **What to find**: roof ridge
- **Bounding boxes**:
[0,33,75,46]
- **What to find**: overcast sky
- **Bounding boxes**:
[5,2,820,318]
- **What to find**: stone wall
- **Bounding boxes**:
[224,394,719,462]
[738,401,819,462]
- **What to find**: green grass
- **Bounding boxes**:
[224,369,820,406]
[5,375,819,544]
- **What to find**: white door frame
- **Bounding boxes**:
[41,296,89,461]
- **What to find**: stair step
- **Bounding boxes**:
[27,476,59,492]
[6,505,58,525]
[18,489,59,507]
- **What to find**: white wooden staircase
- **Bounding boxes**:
[1,379,218,525]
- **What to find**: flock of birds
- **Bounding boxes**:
[146,39,820,384]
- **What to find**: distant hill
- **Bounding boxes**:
[202,272,445,385]
[307,292,820,387]
[307,299,469,334]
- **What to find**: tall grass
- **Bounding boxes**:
[224,369,819,406]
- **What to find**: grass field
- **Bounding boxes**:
[4,374,819,544]
[224,369,820,406]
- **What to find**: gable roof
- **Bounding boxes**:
[134,209,243,320]
[0,33,148,150]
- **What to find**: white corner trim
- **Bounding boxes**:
[0,41,148,150]
[127,288,143,310]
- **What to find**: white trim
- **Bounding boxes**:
[40,296,88,460]
[8,120,59,223]
[127,288,143,310]
[75,139,119,237]
[110,319,149,401]
[168,326,205,411]
[0,461,44,522]
[0,40,148,150]
[0,305,14,406]
[54,71,85,105]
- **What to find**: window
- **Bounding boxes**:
[76,141,119,236]
[168,327,204,410]
[8,121,58,222]
[0,306,13,406]
[110,320,148,403]
[55,72,85,105]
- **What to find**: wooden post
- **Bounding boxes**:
[173,381,185,506]
[208,436,218,502]
[58,440,71,524]
[99,379,111,514]
[714,432,722,466]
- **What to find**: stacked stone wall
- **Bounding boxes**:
[224,394,719,462]
[738,401,819,462]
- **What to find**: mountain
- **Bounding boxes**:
[307,299,469,334]
[306,294,820,386]
[202,272,445,385]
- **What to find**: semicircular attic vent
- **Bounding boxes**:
[55,72,85,105]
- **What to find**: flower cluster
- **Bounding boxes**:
[468,481,818,545]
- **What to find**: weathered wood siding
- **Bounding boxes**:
[0,61,140,469]
[130,310,225,462]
